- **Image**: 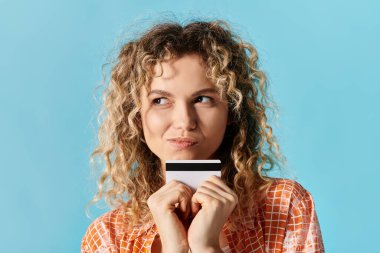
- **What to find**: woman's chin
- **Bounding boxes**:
[166,153,203,161]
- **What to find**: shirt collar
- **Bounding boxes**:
[124,219,158,241]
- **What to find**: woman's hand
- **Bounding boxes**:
[147,180,193,253]
[187,175,238,253]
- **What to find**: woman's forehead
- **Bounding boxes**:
[140,54,222,97]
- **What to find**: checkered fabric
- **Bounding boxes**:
[81,178,325,252]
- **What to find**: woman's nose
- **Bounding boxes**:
[173,101,197,131]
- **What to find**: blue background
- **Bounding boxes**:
[1,1,379,252]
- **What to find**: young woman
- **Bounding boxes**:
[81,19,325,253]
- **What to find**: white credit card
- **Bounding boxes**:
[165,160,221,191]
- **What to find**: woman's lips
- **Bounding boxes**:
[168,140,198,150]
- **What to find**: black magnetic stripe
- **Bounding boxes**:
[165,162,220,171]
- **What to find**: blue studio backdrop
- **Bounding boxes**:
[1,1,379,252]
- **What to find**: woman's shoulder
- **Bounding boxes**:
[262,177,317,214]
[266,177,312,198]
[260,178,325,251]
[81,203,132,252]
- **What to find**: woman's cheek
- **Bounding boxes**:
[145,110,170,133]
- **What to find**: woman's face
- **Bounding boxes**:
[139,53,229,171]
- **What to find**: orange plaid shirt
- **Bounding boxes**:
[81,178,325,252]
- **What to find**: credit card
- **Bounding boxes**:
[165,159,221,191]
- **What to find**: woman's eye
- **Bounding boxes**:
[195,96,213,104]
[151,96,213,106]
[152,97,169,105]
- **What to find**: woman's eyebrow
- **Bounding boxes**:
[147,87,218,97]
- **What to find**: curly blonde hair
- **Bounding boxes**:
[87,19,287,230]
